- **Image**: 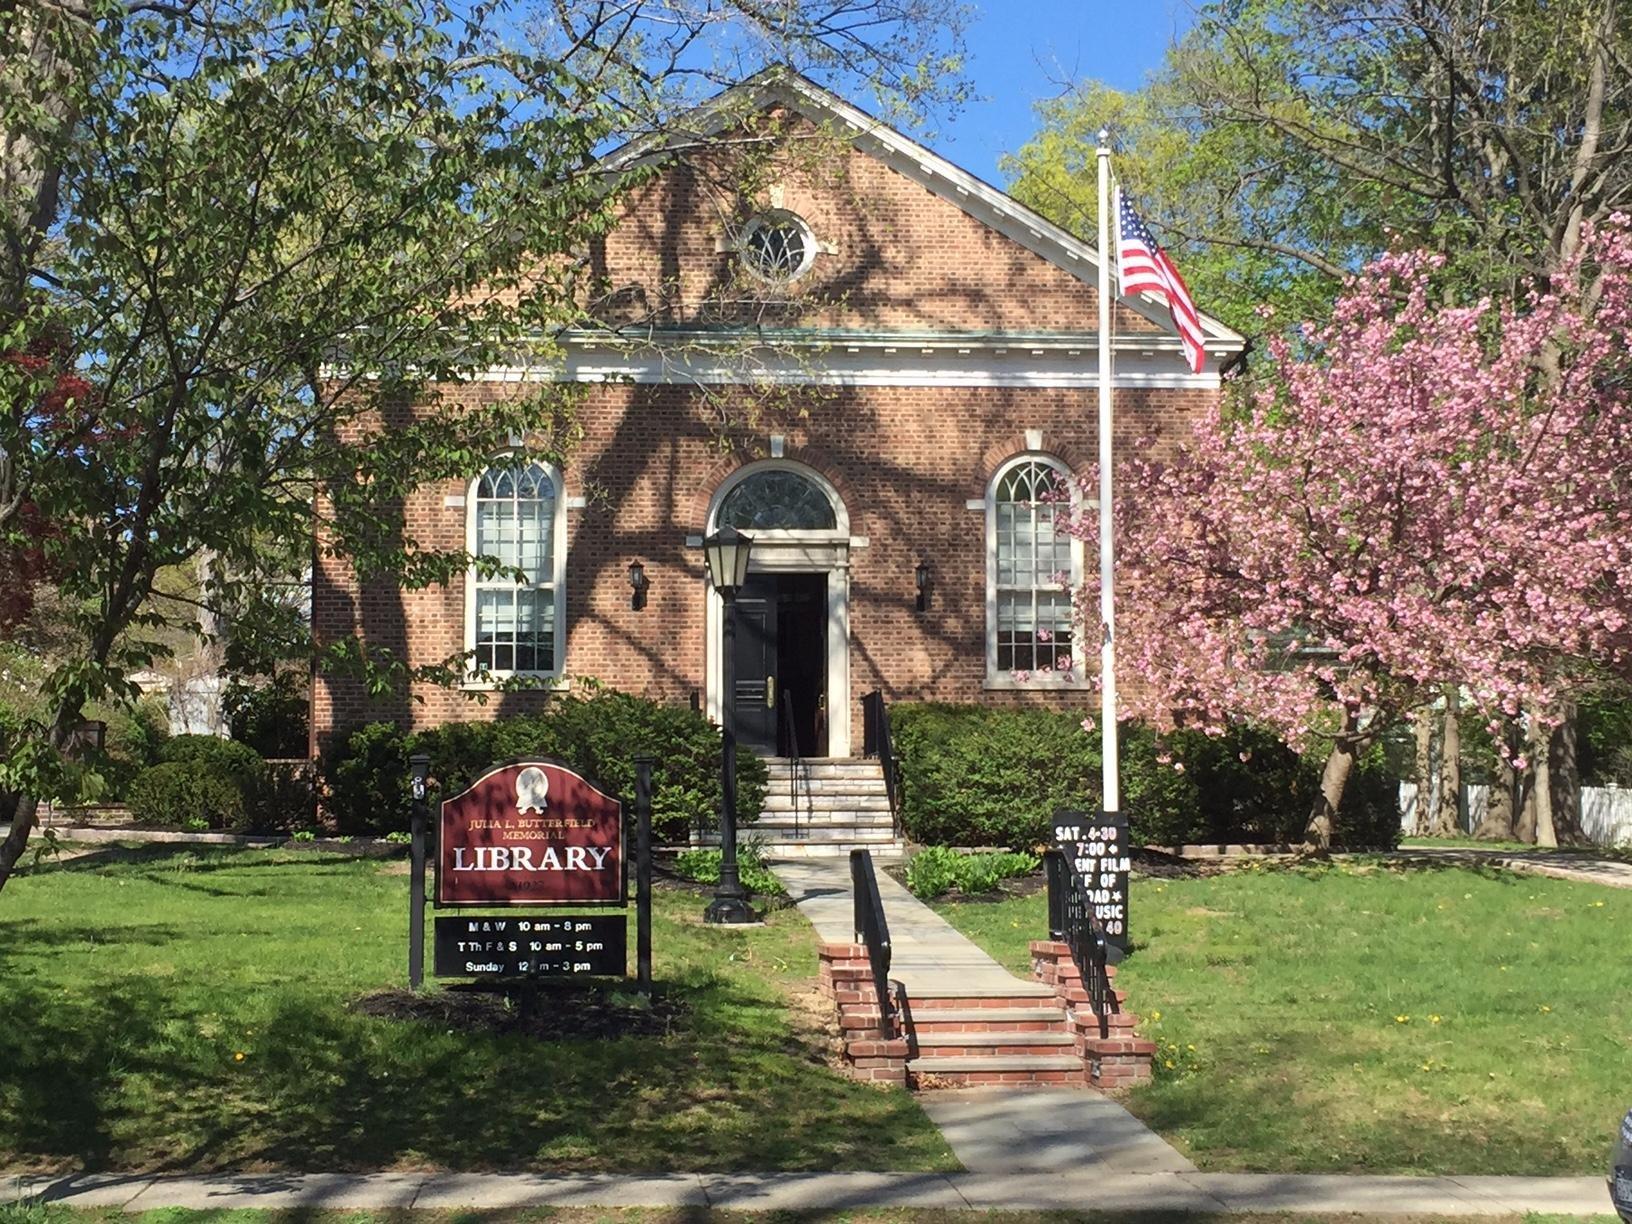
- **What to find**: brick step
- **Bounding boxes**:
[911,1031,1077,1056]
[908,1054,1086,1087]
[905,1007,1070,1033]
[902,983,1058,1004]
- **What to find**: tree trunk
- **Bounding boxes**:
[1550,700,1584,846]
[1515,740,1539,844]
[1430,689,1461,837]
[0,701,80,895]
[1303,718,1361,851]
[1532,717,1557,848]
[1480,742,1517,840]
[1412,707,1436,836]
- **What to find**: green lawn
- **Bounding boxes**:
[935,859,1632,1176]
[0,845,953,1174]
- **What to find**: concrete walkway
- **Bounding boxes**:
[770,857,1052,997]
[1383,846,1632,889]
[3,1169,1613,1214]
[920,1088,1196,1174]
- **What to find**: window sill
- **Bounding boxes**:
[983,674,1091,692]
[459,674,569,693]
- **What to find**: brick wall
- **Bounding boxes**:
[309,107,1222,756]
[311,380,1213,754]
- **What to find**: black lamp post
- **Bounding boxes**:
[703,525,755,925]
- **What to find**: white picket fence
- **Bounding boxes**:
[1399,781,1632,847]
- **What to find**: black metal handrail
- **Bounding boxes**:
[861,689,902,837]
[780,687,810,839]
[849,848,897,1038]
[1045,848,1119,1039]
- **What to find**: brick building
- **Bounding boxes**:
[311,70,1245,763]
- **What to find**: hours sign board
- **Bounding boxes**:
[1053,809,1130,960]
[433,914,627,977]
[436,760,623,906]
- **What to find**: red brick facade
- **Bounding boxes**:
[310,79,1237,758]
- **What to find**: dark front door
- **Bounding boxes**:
[730,573,827,756]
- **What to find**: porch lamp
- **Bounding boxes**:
[702,525,756,925]
[628,560,650,611]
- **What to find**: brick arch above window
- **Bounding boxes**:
[689,445,859,533]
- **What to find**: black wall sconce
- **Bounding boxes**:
[628,560,650,611]
[915,559,930,612]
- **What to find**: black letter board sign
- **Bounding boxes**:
[434,914,627,978]
[1054,810,1130,960]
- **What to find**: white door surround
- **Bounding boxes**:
[701,461,854,758]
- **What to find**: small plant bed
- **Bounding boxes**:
[931,859,1632,1175]
[0,844,953,1174]
[893,846,1041,900]
[668,844,788,900]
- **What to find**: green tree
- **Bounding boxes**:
[0,0,969,893]
[1006,0,1631,327]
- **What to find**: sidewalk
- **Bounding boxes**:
[4,1169,1613,1214]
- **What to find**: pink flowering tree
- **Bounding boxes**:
[1075,226,1632,848]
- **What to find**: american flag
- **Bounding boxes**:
[1115,187,1206,374]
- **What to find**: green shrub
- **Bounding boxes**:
[98,696,170,799]
[672,843,786,897]
[904,845,1039,899]
[128,761,246,830]
[322,688,769,840]
[891,703,1400,850]
[160,734,263,777]
[224,673,310,758]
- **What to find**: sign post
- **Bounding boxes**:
[408,753,430,990]
[634,755,654,991]
[1053,809,1131,961]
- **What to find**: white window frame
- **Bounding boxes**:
[463,459,568,687]
[985,454,1087,689]
[737,210,819,284]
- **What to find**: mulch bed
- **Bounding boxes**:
[351,982,688,1041]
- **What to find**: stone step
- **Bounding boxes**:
[752,841,908,859]
[762,793,892,811]
[754,808,896,825]
[764,762,885,780]
[910,1031,1077,1056]
[711,825,899,840]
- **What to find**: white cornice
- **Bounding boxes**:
[477,346,1223,391]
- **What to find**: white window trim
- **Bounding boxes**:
[737,210,819,285]
[462,459,568,688]
[984,453,1088,690]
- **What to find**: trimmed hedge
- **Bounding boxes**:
[890,703,1399,850]
[128,760,246,830]
[323,687,769,840]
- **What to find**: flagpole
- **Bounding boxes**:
[1096,131,1120,814]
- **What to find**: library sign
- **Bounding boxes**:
[414,759,647,985]
[1054,810,1131,960]
[436,762,623,905]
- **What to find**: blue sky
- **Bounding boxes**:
[929,1,1192,185]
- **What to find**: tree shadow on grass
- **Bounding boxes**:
[0,966,936,1176]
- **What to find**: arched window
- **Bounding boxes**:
[467,461,564,677]
[987,456,1081,682]
[715,466,838,531]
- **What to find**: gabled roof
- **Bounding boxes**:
[599,67,1247,356]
